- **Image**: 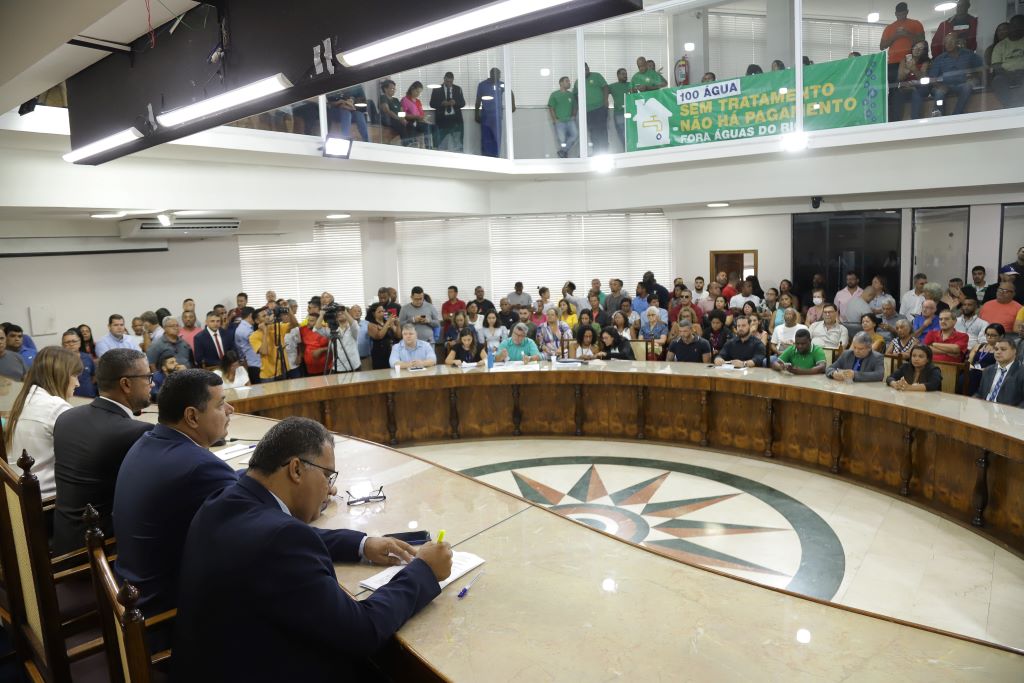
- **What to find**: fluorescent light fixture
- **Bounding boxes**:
[707,202,730,208]
[540,67,552,77]
[684,42,695,51]
[624,112,632,119]
[590,155,615,173]
[778,87,788,94]
[601,578,617,593]
[934,2,956,11]
[796,629,811,644]
[123,209,165,216]
[62,127,143,163]
[397,111,407,118]
[156,213,173,227]
[355,102,368,108]
[427,83,441,89]
[173,210,211,216]
[338,0,575,66]
[156,73,292,127]
[480,95,495,101]
[90,211,127,219]
[324,137,352,158]
[781,132,808,152]
[867,12,880,22]
[325,213,351,219]
[919,76,931,85]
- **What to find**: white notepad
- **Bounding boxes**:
[213,443,255,462]
[359,551,485,592]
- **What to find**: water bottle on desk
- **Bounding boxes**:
[487,347,495,369]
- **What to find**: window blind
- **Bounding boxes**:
[508,29,578,108]
[395,218,493,303]
[584,11,669,88]
[803,18,884,65]
[708,13,768,81]
[238,222,364,308]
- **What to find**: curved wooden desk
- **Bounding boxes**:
[204,410,1024,680]
[224,361,1024,557]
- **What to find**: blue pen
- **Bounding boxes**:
[457,571,484,599]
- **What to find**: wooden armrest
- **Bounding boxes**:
[41,495,56,512]
[151,649,172,665]
[53,564,91,582]
[67,636,104,661]
[145,608,177,628]
[51,536,116,567]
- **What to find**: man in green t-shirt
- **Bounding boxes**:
[572,63,610,153]
[630,56,667,93]
[607,67,631,148]
[547,76,578,158]
[495,324,542,362]
[771,329,827,374]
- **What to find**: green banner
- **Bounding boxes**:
[625,52,886,151]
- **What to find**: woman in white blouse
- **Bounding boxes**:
[213,350,251,389]
[6,346,82,498]
[479,310,508,355]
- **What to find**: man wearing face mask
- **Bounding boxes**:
[172,417,452,682]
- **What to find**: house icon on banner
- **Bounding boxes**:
[634,98,673,148]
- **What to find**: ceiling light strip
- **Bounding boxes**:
[63,127,144,163]
[156,73,292,127]
[338,0,576,67]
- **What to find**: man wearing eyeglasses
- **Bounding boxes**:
[980,279,1022,335]
[173,417,453,682]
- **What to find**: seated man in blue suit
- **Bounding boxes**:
[173,417,452,683]
[113,368,237,616]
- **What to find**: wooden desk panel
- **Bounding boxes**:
[226,363,1024,555]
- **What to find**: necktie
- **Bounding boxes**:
[446,86,453,116]
[852,358,862,372]
[987,366,1008,402]
[212,330,224,359]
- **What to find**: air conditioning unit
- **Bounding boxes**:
[119,218,240,239]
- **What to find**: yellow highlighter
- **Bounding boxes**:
[436,530,446,544]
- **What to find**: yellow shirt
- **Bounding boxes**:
[249,322,293,379]
[561,313,578,329]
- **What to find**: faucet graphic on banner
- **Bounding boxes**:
[634,98,673,148]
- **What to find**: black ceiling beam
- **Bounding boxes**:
[65,0,642,165]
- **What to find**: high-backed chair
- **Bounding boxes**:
[85,505,174,683]
[934,360,967,394]
[0,451,106,683]
[629,340,648,363]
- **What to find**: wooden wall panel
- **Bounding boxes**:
[772,401,832,466]
[708,394,768,454]
[329,394,390,445]
[580,385,639,440]
[457,385,513,440]
[645,388,703,445]
[393,389,449,443]
[257,401,321,423]
[986,456,1024,540]
[842,413,905,490]
[518,384,575,436]
[928,436,982,516]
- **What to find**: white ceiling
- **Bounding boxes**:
[648,0,971,24]
[0,0,197,114]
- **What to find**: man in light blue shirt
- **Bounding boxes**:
[234,307,261,384]
[95,314,142,357]
[389,325,437,369]
[350,305,371,362]
[632,282,650,315]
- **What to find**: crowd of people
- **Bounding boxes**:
[318,2,1024,156]
[2,253,1024,676]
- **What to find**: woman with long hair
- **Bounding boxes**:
[399,81,434,146]
[886,345,942,392]
[77,323,97,359]
[595,326,635,361]
[575,326,599,360]
[367,302,401,370]
[893,40,931,120]
[445,328,480,366]
[704,310,732,359]
[479,310,508,356]
[444,310,472,352]
[6,346,83,497]
[713,295,734,329]
[214,349,250,389]
[558,298,578,329]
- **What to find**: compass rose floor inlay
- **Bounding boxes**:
[404,439,1024,650]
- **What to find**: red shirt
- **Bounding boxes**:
[441,298,466,335]
[882,18,925,64]
[931,15,977,58]
[922,328,969,363]
[722,285,738,301]
[299,325,329,375]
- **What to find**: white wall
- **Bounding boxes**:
[360,219,399,304]
[0,237,242,347]
[672,214,792,286]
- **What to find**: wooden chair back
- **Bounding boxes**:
[883,354,903,379]
[629,340,648,364]
[85,506,171,683]
[0,451,103,683]
[934,361,966,395]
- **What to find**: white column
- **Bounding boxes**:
[360,218,399,305]
[969,204,1003,276]
[576,28,589,158]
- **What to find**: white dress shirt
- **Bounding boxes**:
[10,386,72,498]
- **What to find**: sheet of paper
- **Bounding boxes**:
[460,362,479,369]
[359,551,485,592]
[213,443,255,461]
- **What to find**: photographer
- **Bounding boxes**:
[249,305,299,382]
[314,303,360,374]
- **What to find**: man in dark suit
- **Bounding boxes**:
[53,349,154,554]
[113,369,236,616]
[192,310,232,369]
[974,339,1024,406]
[429,71,466,152]
[172,417,452,683]
[825,332,885,382]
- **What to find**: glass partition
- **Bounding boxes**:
[509,29,578,159]
[1001,203,1024,270]
[324,46,504,156]
[228,98,321,137]
[912,206,969,287]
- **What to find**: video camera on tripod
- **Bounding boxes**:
[322,303,346,330]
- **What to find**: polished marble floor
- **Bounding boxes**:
[404,439,1024,651]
